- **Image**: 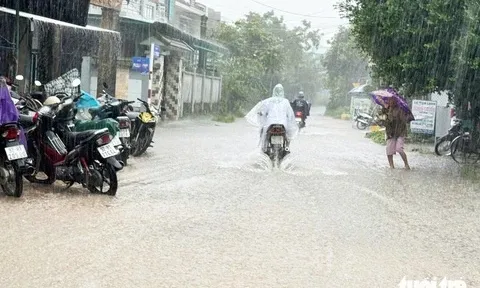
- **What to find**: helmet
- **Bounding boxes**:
[43,96,61,106]
[298,91,304,98]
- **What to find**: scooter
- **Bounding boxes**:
[263,124,289,168]
[295,111,306,129]
[353,108,383,130]
[20,81,122,196]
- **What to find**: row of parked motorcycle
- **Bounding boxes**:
[0,73,159,198]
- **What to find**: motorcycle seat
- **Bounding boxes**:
[18,114,35,128]
[267,124,286,134]
[88,107,101,117]
[65,128,109,149]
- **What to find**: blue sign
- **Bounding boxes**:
[132,57,149,74]
[154,45,160,58]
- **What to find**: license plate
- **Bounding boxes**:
[97,143,119,159]
[5,145,28,160]
[271,136,284,145]
[119,129,130,138]
[295,117,302,122]
[111,135,122,146]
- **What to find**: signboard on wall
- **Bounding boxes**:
[90,0,123,11]
[132,57,150,74]
[154,45,161,58]
[410,100,437,134]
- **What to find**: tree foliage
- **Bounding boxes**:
[451,0,480,117]
[322,27,369,108]
[212,12,322,113]
[338,0,465,98]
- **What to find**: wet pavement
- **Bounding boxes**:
[0,107,479,287]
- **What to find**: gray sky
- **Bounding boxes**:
[199,0,349,52]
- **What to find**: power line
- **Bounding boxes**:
[249,0,341,19]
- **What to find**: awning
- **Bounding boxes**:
[140,36,166,46]
[152,22,228,54]
[348,84,373,94]
[161,36,194,53]
[139,36,194,53]
[0,6,119,34]
[193,44,222,55]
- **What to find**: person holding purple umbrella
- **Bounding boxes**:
[380,97,411,169]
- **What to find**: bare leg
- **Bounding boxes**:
[399,151,410,169]
[387,155,394,169]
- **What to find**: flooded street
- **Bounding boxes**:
[0,107,479,287]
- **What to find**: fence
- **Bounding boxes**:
[181,71,222,114]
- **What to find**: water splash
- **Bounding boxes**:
[279,153,296,171]
[215,150,273,172]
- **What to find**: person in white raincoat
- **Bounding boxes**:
[245,84,299,152]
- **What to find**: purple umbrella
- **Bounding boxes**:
[370,88,415,122]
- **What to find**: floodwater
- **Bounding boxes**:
[0,107,479,287]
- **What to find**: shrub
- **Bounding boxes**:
[325,106,350,119]
[213,114,236,123]
[367,130,386,145]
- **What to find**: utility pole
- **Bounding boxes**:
[15,0,20,76]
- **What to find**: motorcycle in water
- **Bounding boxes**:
[435,118,463,156]
[294,111,306,129]
[0,123,30,197]
[0,76,30,197]
[263,124,289,168]
[89,83,135,165]
[127,98,157,157]
[34,77,126,166]
[20,80,122,195]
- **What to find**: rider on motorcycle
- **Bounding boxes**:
[245,84,298,153]
[291,91,310,124]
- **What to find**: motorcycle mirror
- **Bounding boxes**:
[71,78,81,87]
[103,82,108,89]
[34,80,42,87]
[15,75,24,81]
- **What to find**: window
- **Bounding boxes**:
[179,16,192,33]
[145,5,154,19]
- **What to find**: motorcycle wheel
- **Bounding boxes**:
[120,150,129,166]
[434,136,451,156]
[88,162,118,196]
[132,126,155,157]
[24,159,56,185]
[356,121,368,130]
[0,158,23,197]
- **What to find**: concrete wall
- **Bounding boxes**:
[182,70,221,114]
[81,56,148,101]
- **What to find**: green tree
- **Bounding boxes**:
[322,26,369,109]
[338,0,465,98]
[452,0,480,120]
[213,11,322,113]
